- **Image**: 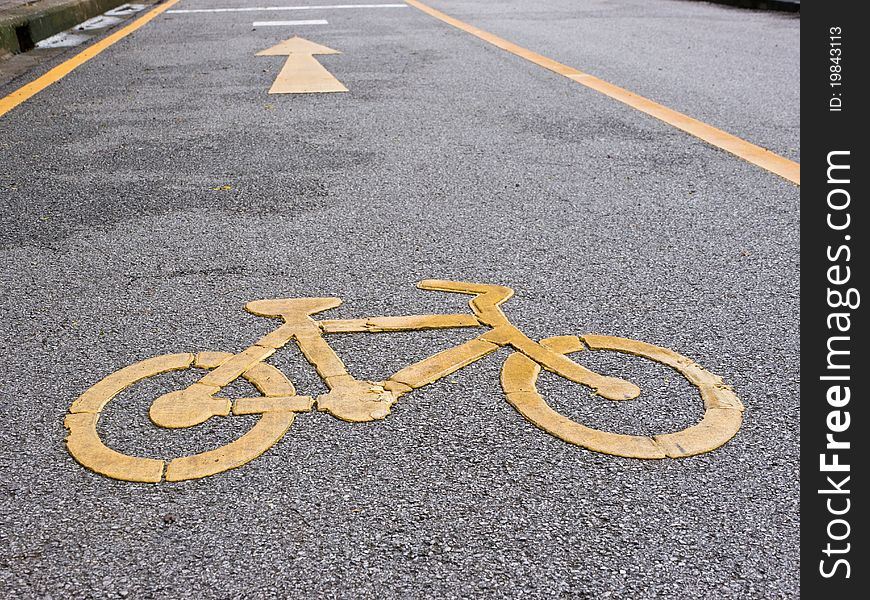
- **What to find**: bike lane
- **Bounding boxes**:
[409,0,801,164]
[0,1,799,597]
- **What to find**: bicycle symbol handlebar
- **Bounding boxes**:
[64,280,744,483]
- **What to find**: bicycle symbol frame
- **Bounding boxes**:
[64,280,744,483]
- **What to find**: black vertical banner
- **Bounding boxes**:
[802,2,867,597]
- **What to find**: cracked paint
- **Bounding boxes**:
[65,281,743,482]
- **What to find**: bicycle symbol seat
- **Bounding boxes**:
[64,280,744,483]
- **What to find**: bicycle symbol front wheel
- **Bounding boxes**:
[501,335,744,458]
[65,351,311,483]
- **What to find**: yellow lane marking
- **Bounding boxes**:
[405,0,800,185]
[0,0,182,118]
[256,36,348,94]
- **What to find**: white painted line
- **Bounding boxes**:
[32,2,148,51]
[167,4,407,14]
[35,32,91,49]
[75,15,123,31]
[252,19,329,26]
[104,4,147,17]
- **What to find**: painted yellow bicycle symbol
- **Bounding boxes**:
[65,280,743,483]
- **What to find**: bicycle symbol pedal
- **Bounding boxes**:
[64,280,744,483]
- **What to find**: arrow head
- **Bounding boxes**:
[256,36,341,56]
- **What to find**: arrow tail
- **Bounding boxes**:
[270,54,348,94]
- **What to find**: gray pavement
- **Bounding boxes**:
[0,0,799,598]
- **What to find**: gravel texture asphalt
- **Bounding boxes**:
[0,0,799,597]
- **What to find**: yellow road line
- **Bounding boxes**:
[405,0,800,185]
[0,0,182,118]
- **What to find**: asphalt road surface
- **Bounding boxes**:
[0,0,799,598]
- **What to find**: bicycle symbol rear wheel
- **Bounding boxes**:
[501,335,744,458]
[65,351,311,483]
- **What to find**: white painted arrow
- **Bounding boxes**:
[256,37,348,94]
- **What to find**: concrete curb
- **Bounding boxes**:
[0,0,128,56]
